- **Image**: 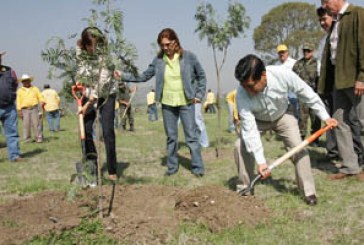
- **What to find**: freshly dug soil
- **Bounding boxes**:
[0,185,270,244]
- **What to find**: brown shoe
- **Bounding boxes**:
[328,172,354,180]
[356,172,364,181]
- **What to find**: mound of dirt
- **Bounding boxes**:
[174,185,270,232]
[0,185,271,244]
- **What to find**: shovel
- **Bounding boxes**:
[70,83,88,186]
[238,124,333,196]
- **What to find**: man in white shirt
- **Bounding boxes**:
[276,44,299,120]
[233,54,337,205]
[276,44,296,69]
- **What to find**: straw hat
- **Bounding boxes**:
[19,74,34,83]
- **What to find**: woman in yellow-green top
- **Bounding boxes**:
[120,28,207,177]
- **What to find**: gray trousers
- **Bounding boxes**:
[234,113,316,197]
[22,106,42,141]
[333,88,364,174]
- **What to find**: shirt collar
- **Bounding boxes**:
[335,2,350,21]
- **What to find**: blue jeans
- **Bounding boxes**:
[162,104,204,174]
[227,103,235,132]
[148,104,158,121]
[194,103,209,148]
[46,109,60,131]
[0,104,21,161]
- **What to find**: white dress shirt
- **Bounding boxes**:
[330,2,350,65]
[236,65,330,164]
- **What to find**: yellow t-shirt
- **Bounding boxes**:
[206,92,215,104]
[16,86,44,111]
[226,89,238,121]
[41,88,60,112]
[147,91,156,105]
[161,53,188,106]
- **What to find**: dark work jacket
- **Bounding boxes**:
[0,65,18,108]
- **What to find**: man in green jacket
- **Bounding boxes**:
[319,0,364,180]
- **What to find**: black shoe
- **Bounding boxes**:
[192,172,204,178]
[164,170,177,176]
[304,195,317,206]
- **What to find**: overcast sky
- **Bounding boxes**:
[1,0,363,94]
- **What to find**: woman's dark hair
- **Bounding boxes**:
[235,54,266,84]
[80,27,106,51]
[317,6,331,17]
[157,28,183,58]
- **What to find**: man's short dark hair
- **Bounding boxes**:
[317,6,330,17]
[235,54,266,84]
[44,84,50,89]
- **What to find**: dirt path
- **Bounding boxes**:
[0,185,271,244]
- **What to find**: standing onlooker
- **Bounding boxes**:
[147,89,158,121]
[276,44,299,120]
[16,74,44,143]
[195,101,209,148]
[226,89,237,133]
[292,43,321,143]
[0,52,22,162]
[317,6,339,161]
[77,26,118,181]
[118,82,135,132]
[319,0,364,180]
[317,6,363,164]
[205,89,216,113]
[41,84,61,132]
[118,28,206,177]
[233,54,337,205]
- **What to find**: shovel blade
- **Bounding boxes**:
[238,174,262,196]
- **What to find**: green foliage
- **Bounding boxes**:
[195,0,250,154]
[253,2,324,63]
[41,0,138,101]
[195,1,250,51]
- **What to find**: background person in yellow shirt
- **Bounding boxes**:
[226,89,237,133]
[41,84,61,132]
[147,89,158,121]
[205,89,216,113]
[16,74,45,143]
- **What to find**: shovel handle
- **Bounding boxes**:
[268,124,332,170]
[71,83,85,106]
[71,83,86,140]
[239,124,333,196]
